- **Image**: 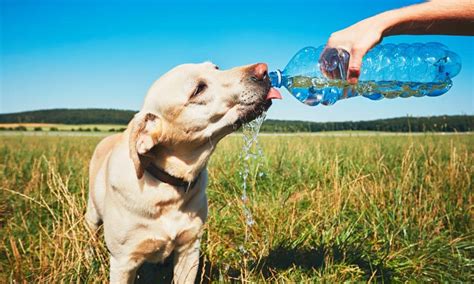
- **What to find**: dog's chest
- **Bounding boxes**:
[132,209,203,263]
[108,171,208,263]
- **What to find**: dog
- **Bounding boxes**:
[85,62,282,283]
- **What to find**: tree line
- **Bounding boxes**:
[0,108,136,125]
[261,115,473,132]
[0,108,472,132]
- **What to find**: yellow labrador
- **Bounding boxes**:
[85,62,281,283]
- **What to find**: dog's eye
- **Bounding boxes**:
[214,65,219,70]
[192,82,207,97]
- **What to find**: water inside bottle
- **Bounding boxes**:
[287,76,452,106]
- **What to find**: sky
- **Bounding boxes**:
[1,0,473,122]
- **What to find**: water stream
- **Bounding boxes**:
[238,111,266,274]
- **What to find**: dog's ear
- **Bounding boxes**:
[129,112,162,178]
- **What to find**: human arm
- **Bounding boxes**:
[324,0,474,83]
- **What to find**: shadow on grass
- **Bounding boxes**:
[135,253,225,284]
[135,257,173,284]
[135,243,393,283]
[135,253,239,284]
[255,243,393,281]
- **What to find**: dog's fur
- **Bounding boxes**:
[85,62,271,283]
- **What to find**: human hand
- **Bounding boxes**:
[322,17,385,84]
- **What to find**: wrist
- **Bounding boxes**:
[377,9,405,37]
[379,1,439,37]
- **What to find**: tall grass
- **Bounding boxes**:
[1,134,473,282]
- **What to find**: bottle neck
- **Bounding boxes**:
[269,70,282,88]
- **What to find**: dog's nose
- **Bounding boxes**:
[250,63,268,81]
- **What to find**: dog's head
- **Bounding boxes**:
[129,62,281,178]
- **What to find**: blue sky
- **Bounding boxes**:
[1,0,473,122]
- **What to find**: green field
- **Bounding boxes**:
[1,133,473,282]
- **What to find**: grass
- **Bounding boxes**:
[1,133,473,282]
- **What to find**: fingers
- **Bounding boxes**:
[347,47,366,84]
[325,22,383,84]
[319,47,344,79]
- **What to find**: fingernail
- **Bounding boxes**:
[347,68,360,84]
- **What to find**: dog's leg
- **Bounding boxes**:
[85,196,102,233]
[110,255,139,284]
[173,239,200,284]
[85,196,103,262]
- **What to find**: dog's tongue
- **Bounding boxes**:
[266,88,282,100]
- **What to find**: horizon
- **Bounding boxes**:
[1,107,471,124]
[1,0,473,122]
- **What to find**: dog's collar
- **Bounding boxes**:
[145,163,200,192]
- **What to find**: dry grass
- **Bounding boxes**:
[1,133,473,282]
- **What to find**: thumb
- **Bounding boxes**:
[347,47,366,84]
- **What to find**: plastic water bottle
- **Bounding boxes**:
[269,43,462,106]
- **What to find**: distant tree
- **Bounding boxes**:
[14,126,27,131]
[34,127,42,131]
[93,127,100,132]
[50,127,59,131]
